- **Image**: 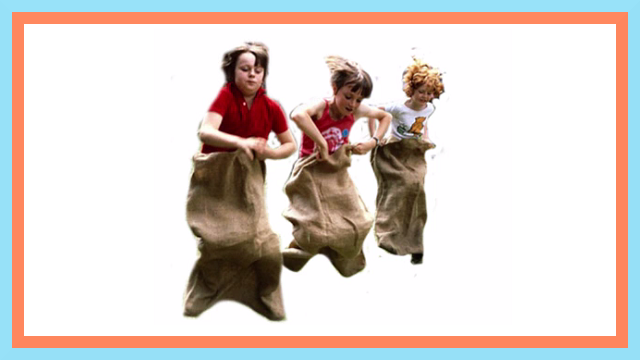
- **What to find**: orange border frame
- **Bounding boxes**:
[12,12,628,348]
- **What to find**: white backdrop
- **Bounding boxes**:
[23,24,617,336]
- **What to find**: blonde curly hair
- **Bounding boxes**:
[402,58,444,99]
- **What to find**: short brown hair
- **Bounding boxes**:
[221,42,270,87]
[325,55,373,98]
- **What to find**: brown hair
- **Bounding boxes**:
[222,42,270,87]
[403,58,444,99]
[325,56,373,98]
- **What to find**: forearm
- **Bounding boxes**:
[198,125,245,149]
[264,142,296,160]
[368,118,376,136]
[372,113,391,140]
[292,113,327,148]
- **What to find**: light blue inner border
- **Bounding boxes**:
[2,0,637,359]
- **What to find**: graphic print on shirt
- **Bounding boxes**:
[397,123,409,135]
[409,116,426,136]
[322,127,349,153]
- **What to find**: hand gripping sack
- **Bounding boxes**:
[282,146,373,277]
[184,150,285,320]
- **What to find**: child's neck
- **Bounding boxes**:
[405,99,428,111]
[328,100,344,120]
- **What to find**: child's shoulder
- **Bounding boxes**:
[289,97,327,119]
[262,92,282,106]
[263,95,286,114]
[379,99,406,112]
[310,97,329,105]
[425,102,436,113]
[216,82,234,95]
[306,97,329,115]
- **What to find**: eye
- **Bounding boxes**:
[345,95,352,100]
[255,67,264,74]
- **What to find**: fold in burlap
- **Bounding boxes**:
[184,150,285,320]
[282,146,373,277]
[371,138,434,255]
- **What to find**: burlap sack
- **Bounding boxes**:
[183,150,285,320]
[282,146,373,277]
[371,138,435,255]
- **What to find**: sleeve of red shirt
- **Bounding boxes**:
[270,100,289,135]
[208,86,232,116]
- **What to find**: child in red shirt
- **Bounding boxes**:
[184,42,295,320]
[199,43,295,158]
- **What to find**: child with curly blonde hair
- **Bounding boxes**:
[368,58,445,264]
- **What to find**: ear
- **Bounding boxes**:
[331,83,338,95]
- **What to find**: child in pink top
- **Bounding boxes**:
[292,56,390,159]
[282,56,391,276]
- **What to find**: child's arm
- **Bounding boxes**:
[352,105,391,155]
[198,111,266,160]
[422,107,436,141]
[367,106,386,136]
[290,100,329,161]
[258,130,296,160]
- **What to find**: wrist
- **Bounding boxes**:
[371,136,380,146]
[234,136,246,148]
[264,147,274,158]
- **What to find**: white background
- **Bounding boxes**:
[23,24,617,336]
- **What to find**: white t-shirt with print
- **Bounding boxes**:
[384,102,435,141]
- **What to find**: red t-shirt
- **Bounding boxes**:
[202,83,288,154]
[300,100,355,157]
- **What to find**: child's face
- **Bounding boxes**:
[411,83,435,107]
[333,84,364,117]
[234,52,264,97]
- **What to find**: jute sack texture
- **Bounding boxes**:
[283,146,373,277]
[184,150,284,320]
[371,138,434,256]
